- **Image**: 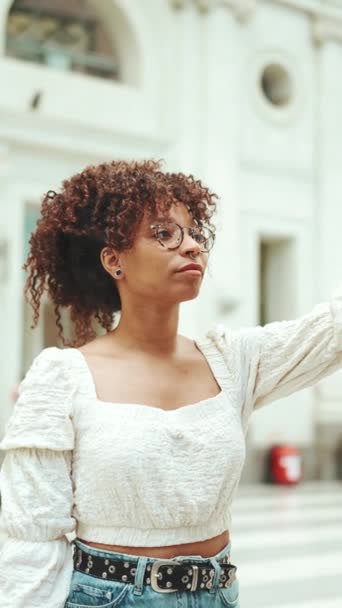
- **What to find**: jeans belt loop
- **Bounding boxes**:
[207,557,222,595]
[133,556,148,596]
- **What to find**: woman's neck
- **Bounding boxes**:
[108,305,181,357]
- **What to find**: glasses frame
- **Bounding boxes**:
[149,221,215,253]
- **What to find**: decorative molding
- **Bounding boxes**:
[195,0,214,12]
[218,0,258,23]
[168,0,213,10]
[312,16,342,46]
[269,0,342,21]
[248,49,304,128]
[169,0,257,21]
[269,1,342,46]
[169,0,187,9]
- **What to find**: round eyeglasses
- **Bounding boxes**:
[150,221,215,252]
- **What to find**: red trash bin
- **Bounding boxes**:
[270,444,302,484]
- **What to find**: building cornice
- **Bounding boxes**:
[170,0,342,44]
[170,0,342,18]
[0,108,171,161]
[218,0,257,22]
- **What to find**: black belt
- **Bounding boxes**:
[73,543,237,594]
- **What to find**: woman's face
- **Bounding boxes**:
[107,203,210,307]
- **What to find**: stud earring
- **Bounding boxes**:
[114,269,122,277]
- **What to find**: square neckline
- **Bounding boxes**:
[70,340,226,415]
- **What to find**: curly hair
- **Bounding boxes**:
[23,159,218,348]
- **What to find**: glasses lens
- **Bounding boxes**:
[190,227,215,252]
[154,222,182,249]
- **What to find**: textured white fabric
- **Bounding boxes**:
[1,285,342,607]
[0,352,76,607]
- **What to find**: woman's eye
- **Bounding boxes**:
[157,229,172,239]
[193,232,205,243]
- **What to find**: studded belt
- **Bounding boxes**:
[73,544,238,594]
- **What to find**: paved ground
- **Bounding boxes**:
[231,481,342,608]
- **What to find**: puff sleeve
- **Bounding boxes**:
[0,347,76,608]
[236,285,342,426]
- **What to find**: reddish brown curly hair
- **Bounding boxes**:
[23,159,218,347]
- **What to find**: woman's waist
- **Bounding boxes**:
[76,514,231,553]
[78,529,230,559]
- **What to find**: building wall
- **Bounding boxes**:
[1,0,342,480]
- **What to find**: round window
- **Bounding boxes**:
[260,64,293,107]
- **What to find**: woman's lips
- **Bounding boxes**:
[177,264,203,274]
[180,269,201,275]
[176,268,202,277]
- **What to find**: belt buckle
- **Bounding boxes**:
[150,559,182,593]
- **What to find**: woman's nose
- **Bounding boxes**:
[182,231,201,256]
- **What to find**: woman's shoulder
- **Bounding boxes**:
[196,323,261,372]
[199,322,262,345]
[31,344,92,374]
[28,344,69,366]
[0,347,76,451]
[24,345,73,380]
[16,346,83,406]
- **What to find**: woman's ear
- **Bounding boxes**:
[100,247,121,279]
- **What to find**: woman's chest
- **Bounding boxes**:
[77,350,221,410]
[72,397,246,479]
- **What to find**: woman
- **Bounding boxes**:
[0,159,341,608]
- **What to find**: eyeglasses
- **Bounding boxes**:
[150,221,215,252]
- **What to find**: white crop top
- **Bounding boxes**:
[1,285,342,607]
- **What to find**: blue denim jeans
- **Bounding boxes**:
[64,538,240,607]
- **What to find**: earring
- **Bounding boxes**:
[114,269,122,277]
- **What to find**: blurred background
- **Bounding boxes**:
[0,0,342,605]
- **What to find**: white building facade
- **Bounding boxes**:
[1,0,342,481]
